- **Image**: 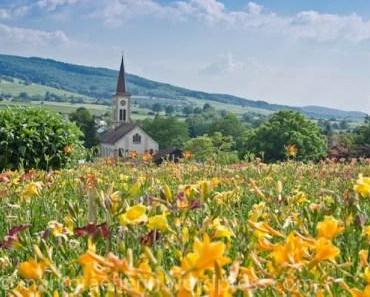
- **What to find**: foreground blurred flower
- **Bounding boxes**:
[18,260,45,280]
[185,234,230,271]
[74,223,109,239]
[354,174,370,198]
[316,216,344,240]
[148,214,169,231]
[119,204,147,226]
[0,224,30,249]
[21,182,43,201]
[12,283,42,297]
[313,238,340,263]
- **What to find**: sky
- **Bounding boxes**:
[0,0,370,112]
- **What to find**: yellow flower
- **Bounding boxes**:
[286,144,298,158]
[191,234,230,270]
[211,218,234,239]
[119,204,147,226]
[18,260,45,280]
[313,238,340,262]
[354,174,370,198]
[148,214,169,231]
[364,267,370,284]
[360,249,369,267]
[63,145,73,155]
[270,233,309,267]
[12,283,42,297]
[21,182,43,201]
[316,216,344,240]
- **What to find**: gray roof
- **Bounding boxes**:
[100,123,137,144]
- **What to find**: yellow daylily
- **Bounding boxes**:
[119,204,147,226]
[18,260,45,280]
[354,175,370,198]
[148,213,169,231]
[316,216,344,240]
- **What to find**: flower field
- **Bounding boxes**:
[1,159,370,296]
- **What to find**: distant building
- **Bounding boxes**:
[100,58,159,157]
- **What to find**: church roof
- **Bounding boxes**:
[100,123,137,144]
[116,56,127,95]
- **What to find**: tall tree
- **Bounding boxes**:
[69,107,99,148]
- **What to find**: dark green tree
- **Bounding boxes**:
[246,110,327,161]
[140,116,189,149]
[0,107,84,170]
[69,107,99,148]
[353,120,370,145]
[165,105,175,116]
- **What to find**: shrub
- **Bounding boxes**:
[0,107,84,170]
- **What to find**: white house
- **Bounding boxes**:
[100,58,159,157]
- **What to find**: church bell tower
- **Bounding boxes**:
[112,57,130,128]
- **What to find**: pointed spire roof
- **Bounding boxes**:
[116,56,127,95]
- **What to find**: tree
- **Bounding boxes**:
[0,107,84,170]
[246,111,327,162]
[165,105,175,116]
[184,132,239,164]
[140,116,189,149]
[152,103,163,113]
[353,120,370,146]
[69,107,99,148]
[182,106,193,116]
[184,135,214,162]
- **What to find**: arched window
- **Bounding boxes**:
[133,133,141,144]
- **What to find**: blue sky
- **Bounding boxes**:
[0,0,370,112]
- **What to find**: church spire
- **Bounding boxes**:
[116,56,127,95]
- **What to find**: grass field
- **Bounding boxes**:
[1,159,370,295]
[0,78,89,100]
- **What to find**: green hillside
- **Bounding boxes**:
[0,54,367,120]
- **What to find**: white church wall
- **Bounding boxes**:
[114,126,159,154]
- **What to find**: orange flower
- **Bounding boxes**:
[316,216,344,240]
[18,260,45,280]
[286,144,298,158]
[313,238,340,262]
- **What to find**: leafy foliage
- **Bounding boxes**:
[69,107,99,148]
[139,115,189,149]
[246,110,327,161]
[0,107,84,170]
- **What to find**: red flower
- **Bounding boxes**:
[0,224,30,249]
[74,223,109,239]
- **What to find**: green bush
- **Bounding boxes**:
[0,107,84,170]
[246,110,327,162]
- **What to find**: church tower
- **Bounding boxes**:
[112,57,130,128]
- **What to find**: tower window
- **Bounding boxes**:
[119,109,126,121]
[133,133,141,144]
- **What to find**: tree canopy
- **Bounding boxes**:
[246,110,327,161]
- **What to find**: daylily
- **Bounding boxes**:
[313,238,340,263]
[119,204,147,226]
[147,213,169,231]
[354,174,370,198]
[18,260,46,280]
[21,182,43,202]
[316,216,344,240]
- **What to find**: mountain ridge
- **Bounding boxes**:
[0,54,366,120]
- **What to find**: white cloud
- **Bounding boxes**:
[0,23,69,45]
[91,0,370,43]
[0,6,30,19]
[200,53,244,76]
[37,0,80,11]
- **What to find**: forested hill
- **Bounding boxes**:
[0,54,366,120]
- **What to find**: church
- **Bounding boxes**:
[100,58,159,157]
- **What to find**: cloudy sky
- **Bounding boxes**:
[1,0,370,112]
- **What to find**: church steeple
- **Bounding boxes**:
[112,56,130,128]
[116,56,127,95]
